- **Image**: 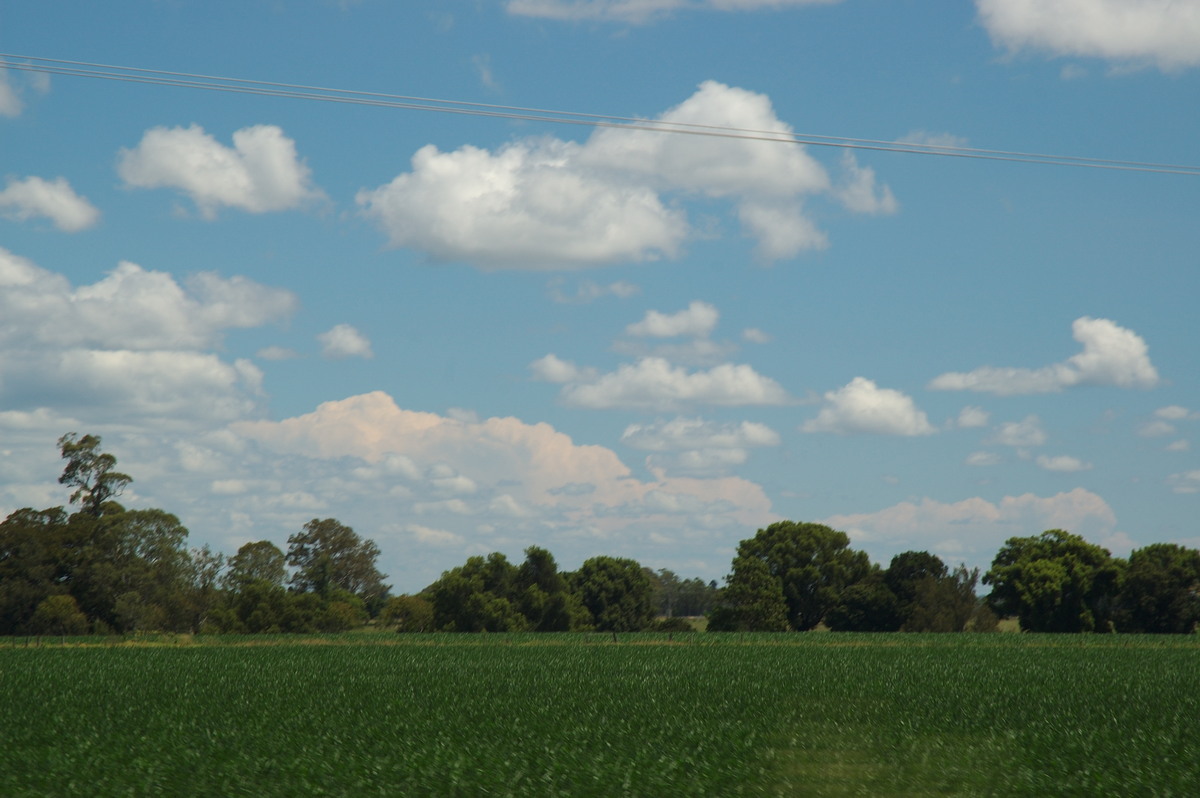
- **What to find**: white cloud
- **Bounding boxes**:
[824,487,1119,566]
[955,406,990,429]
[548,278,640,303]
[0,248,294,425]
[898,130,969,149]
[990,415,1046,448]
[505,0,840,24]
[622,417,779,477]
[257,346,300,361]
[1036,454,1093,472]
[543,356,790,410]
[359,81,888,268]
[1168,470,1200,494]
[802,377,935,436]
[219,391,775,583]
[966,451,1002,467]
[318,324,374,359]
[407,524,465,547]
[1166,439,1190,452]
[626,300,719,338]
[835,152,899,215]
[742,328,771,344]
[1139,420,1176,438]
[0,68,22,117]
[929,317,1159,395]
[0,176,100,232]
[1156,405,1194,421]
[357,139,687,268]
[621,416,780,451]
[118,124,324,218]
[530,354,593,383]
[976,0,1200,71]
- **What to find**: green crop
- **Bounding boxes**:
[1,633,1197,795]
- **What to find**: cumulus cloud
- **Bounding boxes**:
[359,81,890,268]
[0,176,100,232]
[118,124,324,218]
[626,300,719,338]
[0,248,294,424]
[976,0,1200,71]
[802,377,935,436]
[742,328,771,344]
[505,0,839,24]
[989,415,1046,448]
[929,317,1159,395]
[1156,405,1193,421]
[1036,454,1093,472]
[824,487,1119,566]
[537,356,790,410]
[318,324,374,359]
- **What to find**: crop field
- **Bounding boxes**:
[1,634,1198,796]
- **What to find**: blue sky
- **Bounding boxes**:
[2,0,1198,592]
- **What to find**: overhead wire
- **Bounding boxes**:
[3,53,1198,177]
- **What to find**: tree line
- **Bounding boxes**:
[1,435,1197,635]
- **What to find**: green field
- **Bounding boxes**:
[2,633,1197,796]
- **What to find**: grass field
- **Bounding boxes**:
[2,633,1197,796]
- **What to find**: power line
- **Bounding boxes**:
[3,53,1198,177]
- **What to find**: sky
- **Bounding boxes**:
[1,0,1198,593]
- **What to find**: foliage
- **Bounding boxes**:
[570,556,656,632]
[380,595,435,632]
[706,555,789,632]
[984,529,1123,632]
[223,540,286,590]
[825,570,903,632]
[57,433,132,518]
[644,568,719,617]
[28,595,88,637]
[724,521,872,630]
[1115,543,1200,633]
[286,518,389,604]
[903,565,983,633]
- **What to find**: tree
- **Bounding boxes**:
[224,541,286,591]
[286,518,388,603]
[570,556,655,632]
[825,570,902,632]
[706,555,789,632]
[904,565,983,633]
[427,553,529,632]
[58,433,131,518]
[984,529,1122,633]
[1115,543,1200,634]
[725,521,872,631]
[0,507,73,635]
[29,594,88,637]
[380,595,435,632]
[884,551,948,623]
[514,546,574,632]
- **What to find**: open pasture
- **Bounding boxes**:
[1,633,1197,796]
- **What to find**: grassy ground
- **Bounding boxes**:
[2,633,1197,795]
